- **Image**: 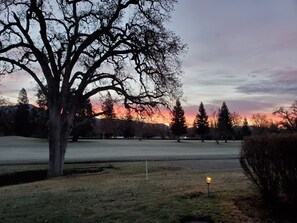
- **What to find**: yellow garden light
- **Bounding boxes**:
[206,177,212,197]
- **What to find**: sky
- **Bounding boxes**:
[169,0,297,124]
[1,0,297,125]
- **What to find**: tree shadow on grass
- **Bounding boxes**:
[0,165,113,187]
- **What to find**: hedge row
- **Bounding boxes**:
[240,135,297,206]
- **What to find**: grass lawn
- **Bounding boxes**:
[0,137,241,164]
[0,162,258,223]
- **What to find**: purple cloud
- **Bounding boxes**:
[237,68,297,95]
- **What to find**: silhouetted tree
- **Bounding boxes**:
[231,112,242,126]
[15,88,31,136]
[102,92,116,119]
[218,102,233,142]
[30,87,49,138]
[251,113,272,135]
[273,101,297,132]
[71,98,95,141]
[135,113,146,141]
[0,93,12,135]
[241,117,251,138]
[0,106,16,135]
[35,87,95,140]
[0,0,185,177]
[209,108,219,143]
[193,102,209,142]
[17,88,29,105]
[170,99,187,142]
[252,113,270,128]
[36,87,48,110]
[101,92,117,139]
[123,109,135,139]
[230,112,242,140]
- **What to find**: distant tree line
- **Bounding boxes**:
[0,89,170,140]
[169,99,249,142]
[169,99,297,142]
[1,90,296,140]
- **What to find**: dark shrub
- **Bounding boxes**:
[277,135,297,206]
[240,135,280,204]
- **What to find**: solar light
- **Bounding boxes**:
[206,177,212,184]
[206,177,212,197]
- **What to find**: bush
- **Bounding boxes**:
[277,135,297,206]
[240,135,297,207]
[240,135,280,204]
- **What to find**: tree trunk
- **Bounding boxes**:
[47,104,73,178]
[72,133,79,142]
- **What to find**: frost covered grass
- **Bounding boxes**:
[0,136,241,164]
[0,162,252,223]
[0,137,294,222]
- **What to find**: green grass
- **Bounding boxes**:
[0,162,255,223]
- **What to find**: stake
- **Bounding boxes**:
[145,160,148,180]
[206,176,212,197]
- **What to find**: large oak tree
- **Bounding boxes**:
[0,0,185,177]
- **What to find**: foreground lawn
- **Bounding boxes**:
[0,162,253,223]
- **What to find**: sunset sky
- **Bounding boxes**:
[1,0,297,125]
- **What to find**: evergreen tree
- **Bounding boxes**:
[36,87,48,110]
[31,87,49,138]
[34,87,95,140]
[241,117,251,138]
[102,92,116,119]
[101,92,116,138]
[71,98,95,141]
[170,99,187,142]
[218,101,233,142]
[193,102,209,142]
[17,88,29,105]
[15,88,31,136]
[30,107,48,138]
[123,109,135,139]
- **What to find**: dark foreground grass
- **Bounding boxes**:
[0,162,274,223]
[0,163,113,187]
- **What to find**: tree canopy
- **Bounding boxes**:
[0,0,185,110]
